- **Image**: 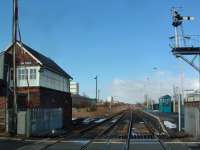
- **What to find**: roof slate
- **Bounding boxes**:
[20,42,72,79]
[3,41,72,79]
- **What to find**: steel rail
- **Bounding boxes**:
[124,110,133,150]
[155,134,170,150]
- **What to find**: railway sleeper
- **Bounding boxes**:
[132,134,154,139]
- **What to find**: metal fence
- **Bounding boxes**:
[17,108,63,135]
[170,35,200,48]
[184,106,200,137]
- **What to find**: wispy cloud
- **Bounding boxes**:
[107,72,198,104]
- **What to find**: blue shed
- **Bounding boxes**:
[159,95,172,113]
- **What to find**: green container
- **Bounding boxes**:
[159,95,172,113]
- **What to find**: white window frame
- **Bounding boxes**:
[18,68,28,80]
[30,69,37,80]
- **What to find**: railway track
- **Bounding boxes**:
[79,111,127,149]
[124,109,133,150]
[65,110,126,139]
[39,109,170,150]
[97,110,133,150]
[130,110,170,150]
[80,110,132,150]
[79,110,169,150]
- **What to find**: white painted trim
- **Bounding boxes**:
[16,42,42,65]
[2,42,42,65]
[10,66,40,87]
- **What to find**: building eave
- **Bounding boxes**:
[16,42,43,65]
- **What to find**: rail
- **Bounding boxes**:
[101,110,132,150]
[155,134,169,150]
[125,110,169,150]
[140,113,170,150]
[142,111,169,136]
[124,110,133,150]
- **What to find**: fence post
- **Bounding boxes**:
[26,108,31,137]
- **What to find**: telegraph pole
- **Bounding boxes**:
[98,89,100,103]
[94,76,98,103]
[12,0,18,134]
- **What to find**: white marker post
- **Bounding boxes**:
[178,94,181,132]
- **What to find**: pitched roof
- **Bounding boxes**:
[13,42,72,79]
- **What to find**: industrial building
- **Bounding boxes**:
[70,81,79,95]
[159,95,172,113]
[69,82,96,107]
[0,42,73,134]
[71,94,96,108]
[186,91,200,102]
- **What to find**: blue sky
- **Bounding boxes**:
[1,0,200,103]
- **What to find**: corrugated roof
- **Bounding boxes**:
[20,42,72,79]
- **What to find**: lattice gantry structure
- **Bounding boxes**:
[170,9,200,73]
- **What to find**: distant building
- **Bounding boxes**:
[107,96,114,103]
[70,82,96,107]
[70,81,79,95]
[159,95,172,113]
[186,91,200,102]
[71,94,96,107]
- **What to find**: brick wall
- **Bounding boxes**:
[13,87,72,127]
[39,87,72,127]
[0,96,6,132]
